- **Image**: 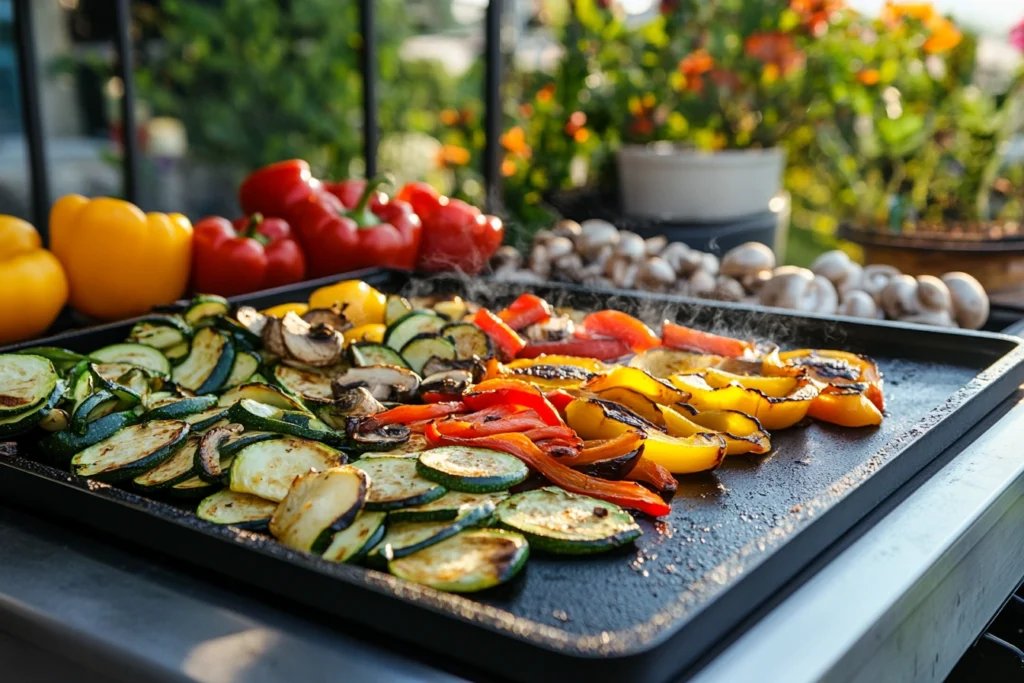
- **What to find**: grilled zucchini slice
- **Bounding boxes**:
[494,487,641,555]
[388,490,508,524]
[0,381,64,439]
[71,420,190,482]
[169,475,220,498]
[270,466,370,553]
[417,447,529,493]
[13,347,86,374]
[400,335,456,375]
[92,343,171,377]
[227,399,344,446]
[41,410,137,464]
[0,354,59,416]
[384,295,413,325]
[217,383,308,412]
[272,364,334,401]
[389,529,529,592]
[442,323,492,360]
[349,343,409,370]
[196,489,279,530]
[184,294,231,325]
[384,312,446,352]
[363,433,431,459]
[133,435,201,490]
[172,328,235,394]
[224,351,261,389]
[71,390,121,429]
[366,503,495,563]
[129,316,191,352]
[322,511,387,563]
[229,436,344,502]
[352,456,446,511]
[144,395,218,421]
[183,406,231,433]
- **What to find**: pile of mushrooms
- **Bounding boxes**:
[488,222,990,330]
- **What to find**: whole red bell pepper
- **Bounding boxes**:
[238,159,323,226]
[291,176,422,278]
[424,427,671,517]
[399,182,504,275]
[191,214,306,297]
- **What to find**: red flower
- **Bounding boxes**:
[789,0,844,36]
[1013,19,1024,53]
[744,32,805,75]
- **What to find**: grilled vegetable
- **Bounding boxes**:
[280,312,345,367]
[129,316,190,353]
[272,364,334,401]
[332,366,420,403]
[196,424,244,483]
[349,342,409,369]
[172,327,236,394]
[389,529,529,592]
[0,381,64,439]
[133,436,201,490]
[41,410,137,464]
[389,490,507,523]
[14,347,86,375]
[184,294,231,325]
[417,446,529,493]
[196,489,278,530]
[218,383,308,412]
[495,487,640,554]
[224,351,261,389]
[228,399,344,447]
[270,466,369,553]
[384,295,413,325]
[347,421,411,451]
[0,354,59,416]
[322,511,387,563]
[170,475,220,498]
[144,395,218,421]
[352,456,446,511]
[384,311,446,352]
[400,335,456,375]
[91,343,171,377]
[441,323,492,360]
[183,406,230,433]
[366,502,495,563]
[71,420,190,482]
[229,436,345,501]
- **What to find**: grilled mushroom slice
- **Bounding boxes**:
[281,312,345,367]
[235,306,268,336]
[302,305,351,331]
[310,387,385,430]
[261,316,288,357]
[332,366,421,402]
[421,357,486,382]
[523,314,575,342]
[347,420,411,449]
[420,370,474,399]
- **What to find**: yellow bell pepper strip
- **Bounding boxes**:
[50,195,192,320]
[763,349,885,412]
[806,387,883,427]
[262,302,309,317]
[700,367,800,398]
[308,279,386,327]
[629,347,724,379]
[343,323,386,344]
[0,216,68,343]
[582,366,690,406]
[505,355,609,374]
[670,374,819,431]
[566,397,726,474]
[501,363,596,390]
[663,404,771,456]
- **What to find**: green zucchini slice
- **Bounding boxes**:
[133,435,201,490]
[366,503,495,563]
[72,390,121,429]
[217,383,308,412]
[196,489,278,530]
[389,529,529,593]
[494,487,641,555]
[227,399,343,446]
[144,395,218,421]
[270,466,370,554]
[229,436,344,502]
[224,351,261,389]
[41,410,137,464]
[0,381,64,439]
[172,327,235,394]
[183,406,230,433]
[92,343,171,377]
[388,490,508,524]
[164,342,191,363]
[0,354,59,416]
[71,419,190,482]
[271,364,333,401]
[442,323,493,360]
[352,456,446,511]
[169,475,219,498]
[184,294,231,325]
[363,433,430,459]
[417,447,529,493]
[129,315,191,352]
[384,295,413,326]
[384,311,446,352]
[400,335,456,375]
[322,511,387,563]
[349,343,409,369]
[14,347,87,374]
[89,364,147,411]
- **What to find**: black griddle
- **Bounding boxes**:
[1,268,1022,683]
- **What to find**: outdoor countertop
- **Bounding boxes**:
[2,391,1024,683]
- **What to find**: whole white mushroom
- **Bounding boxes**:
[759,267,839,314]
[941,272,989,330]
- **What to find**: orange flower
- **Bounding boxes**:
[744,32,805,75]
[437,144,471,167]
[459,108,474,125]
[789,0,844,36]
[573,128,590,144]
[679,49,714,77]
[439,108,460,126]
[519,103,534,118]
[709,68,742,92]
[629,116,655,137]
[923,17,961,53]
[537,83,555,104]
[501,158,517,177]
[882,2,961,53]
[881,1,935,26]
[564,111,588,136]
[500,126,531,158]
[856,68,880,85]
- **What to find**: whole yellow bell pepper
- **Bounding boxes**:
[50,195,192,320]
[308,280,386,327]
[0,216,68,343]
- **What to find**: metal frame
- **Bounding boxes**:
[9,0,506,234]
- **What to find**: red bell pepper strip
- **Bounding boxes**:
[517,338,630,361]
[424,427,671,517]
[464,379,563,426]
[662,321,753,358]
[626,458,679,499]
[521,425,581,443]
[291,176,422,278]
[238,159,323,226]
[357,402,466,433]
[545,389,576,415]
[497,294,553,331]
[404,182,504,275]
[432,414,551,438]
[534,439,581,459]
[558,432,645,467]
[191,214,307,297]
[577,311,662,353]
[473,308,527,360]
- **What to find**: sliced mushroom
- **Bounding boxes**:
[197,424,244,481]
[721,242,776,279]
[236,306,268,336]
[523,314,575,343]
[838,290,879,318]
[301,305,351,331]
[420,369,474,399]
[421,356,486,382]
[347,421,411,449]
[280,312,345,367]
[332,365,420,402]
[261,315,289,357]
[942,272,988,330]
[314,386,386,429]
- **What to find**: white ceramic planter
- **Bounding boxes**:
[617,144,785,222]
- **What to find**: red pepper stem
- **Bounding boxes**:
[347,174,393,228]
[240,213,270,246]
